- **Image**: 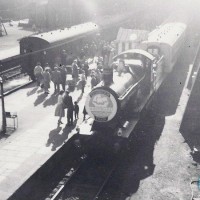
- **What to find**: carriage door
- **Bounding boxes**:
[144,57,152,94]
[147,46,161,91]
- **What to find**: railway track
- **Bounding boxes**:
[0,65,22,79]
[48,154,118,200]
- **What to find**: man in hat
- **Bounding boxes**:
[42,68,51,94]
[34,62,43,86]
[52,66,62,93]
[72,59,79,84]
[61,49,68,66]
[63,90,74,126]
[59,65,67,91]
[83,60,89,79]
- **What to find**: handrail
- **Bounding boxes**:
[156,55,164,64]
[119,75,145,101]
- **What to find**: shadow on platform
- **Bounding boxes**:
[76,93,83,103]
[179,65,200,164]
[46,120,77,151]
[179,36,200,164]
[109,112,165,199]
[34,93,48,106]
[37,88,44,94]
[43,94,58,107]
[24,82,36,89]
[156,52,189,116]
[181,128,200,164]
[0,127,20,140]
[27,87,38,96]
[0,132,10,140]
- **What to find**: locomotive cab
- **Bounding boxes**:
[113,49,155,95]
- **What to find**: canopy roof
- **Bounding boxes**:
[116,28,149,42]
[0,46,19,61]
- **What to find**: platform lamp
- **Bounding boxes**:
[0,76,6,134]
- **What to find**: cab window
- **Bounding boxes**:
[147,47,160,59]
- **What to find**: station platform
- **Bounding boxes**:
[0,20,33,60]
[0,77,93,200]
[1,57,97,95]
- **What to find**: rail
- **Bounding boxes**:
[49,156,118,200]
[0,65,21,76]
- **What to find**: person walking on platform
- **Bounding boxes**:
[72,60,79,84]
[83,61,89,79]
[44,63,52,75]
[42,68,51,94]
[67,100,74,126]
[74,101,79,119]
[63,90,74,126]
[34,62,43,86]
[95,69,101,84]
[52,66,62,93]
[90,42,97,57]
[55,90,65,125]
[80,70,86,93]
[91,73,97,89]
[61,49,68,66]
[59,65,67,91]
[79,49,85,60]
[83,106,87,121]
[63,90,71,108]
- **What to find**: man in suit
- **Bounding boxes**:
[63,90,74,126]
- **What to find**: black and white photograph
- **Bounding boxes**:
[0,0,200,199]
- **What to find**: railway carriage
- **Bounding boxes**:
[20,22,100,79]
[144,22,187,73]
[0,47,21,73]
[0,14,132,80]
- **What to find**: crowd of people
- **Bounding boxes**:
[33,39,117,127]
[34,60,91,126]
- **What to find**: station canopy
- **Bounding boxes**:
[0,46,19,61]
[116,28,149,43]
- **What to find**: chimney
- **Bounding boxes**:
[102,48,114,86]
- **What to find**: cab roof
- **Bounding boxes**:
[113,49,155,61]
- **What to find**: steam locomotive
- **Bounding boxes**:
[81,16,187,141]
